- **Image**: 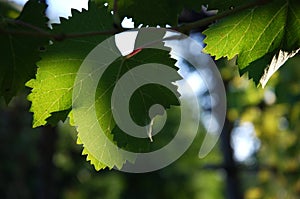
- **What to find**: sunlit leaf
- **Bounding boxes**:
[203,0,300,86]
[26,2,113,127]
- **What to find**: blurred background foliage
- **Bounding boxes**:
[0,93,224,199]
[220,55,300,199]
[1,1,300,199]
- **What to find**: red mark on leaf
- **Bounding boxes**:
[126,48,142,59]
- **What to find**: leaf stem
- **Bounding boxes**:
[0,28,49,38]
[0,27,119,40]
[6,18,48,33]
[1,17,121,40]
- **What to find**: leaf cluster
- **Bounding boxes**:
[0,0,299,170]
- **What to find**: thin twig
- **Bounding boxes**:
[0,28,53,38]
[0,27,119,40]
[2,17,53,38]
[6,18,48,33]
[174,0,271,33]
[0,0,270,41]
[2,17,119,40]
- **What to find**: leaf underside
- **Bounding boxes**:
[20,0,300,171]
[27,2,181,170]
[26,2,113,127]
[203,0,300,85]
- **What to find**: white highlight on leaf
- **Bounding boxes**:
[147,118,154,142]
[260,48,300,88]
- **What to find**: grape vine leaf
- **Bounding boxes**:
[259,49,299,88]
[26,2,114,127]
[27,2,181,170]
[105,50,180,153]
[239,51,275,85]
[240,49,300,87]
[72,46,180,170]
[203,0,300,76]
[112,84,180,153]
[0,0,48,103]
[26,2,121,170]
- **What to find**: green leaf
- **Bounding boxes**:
[240,52,275,85]
[112,84,180,153]
[282,0,300,51]
[203,0,300,71]
[240,49,300,87]
[45,109,71,126]
[27,3,116,170]
[26,3,114,127]
[259,49,299,88]
[0,0,48,103]
[72,45,181,170]
[27,2,181,170]
[100,50,180,153]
